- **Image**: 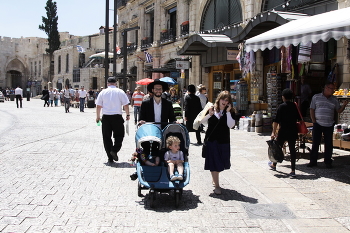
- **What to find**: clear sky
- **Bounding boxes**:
[0,0,115,38]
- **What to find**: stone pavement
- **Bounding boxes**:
[0,99,350,233]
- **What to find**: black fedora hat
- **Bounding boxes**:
[147,79,169,93]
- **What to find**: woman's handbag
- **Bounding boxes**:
[294,102,308,134]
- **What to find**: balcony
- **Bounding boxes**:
[160,28,175,45]
[141,37,153,49]
[180,22,189,37]
[127,42,137,54]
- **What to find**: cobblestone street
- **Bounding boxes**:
[1,99,350,232]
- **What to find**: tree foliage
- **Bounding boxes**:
[39,0,60,55]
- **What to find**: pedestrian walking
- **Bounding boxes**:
[95,77,130,164]
[78,86,87,112]
[184,85,203,145]
[131,86,145,125]
[63,85,72,113]
[42,86,50,107]
[14,85,23,108]
[269,88,301,177]
[200,91,235,195]
[49,87,55,107]
[308,82,348,168]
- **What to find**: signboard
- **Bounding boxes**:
[181,72,185,79]
[170,72,179,78]
[176,61,189,69]
[227,50,239,60]
[213,82,221,89]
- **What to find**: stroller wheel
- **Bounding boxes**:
[175,190,180,208]
[138,182,142,197]
[149,190,155,208]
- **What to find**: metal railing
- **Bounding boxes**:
[160,28,175,44]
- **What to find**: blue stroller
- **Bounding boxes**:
[135,123,190,208]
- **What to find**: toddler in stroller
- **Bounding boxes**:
[164,136,184,181]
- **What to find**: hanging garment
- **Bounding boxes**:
[281,45,292,73]
[298,42,312,63]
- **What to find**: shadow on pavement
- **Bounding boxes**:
[209,188,258,203]
[275,152,350,184]
[137,190,202,211]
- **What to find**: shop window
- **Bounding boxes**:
[201,0,242,31]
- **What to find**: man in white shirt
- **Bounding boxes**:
[15,86,23,108]
[96,77,130,164]
[78,86,87,112]
[63,85,72,113]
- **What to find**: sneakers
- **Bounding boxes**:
[170,175,177,181]
[268,161,276,171]
[289,171,296,177]
[110,151,119,161]
[170,174,183,181]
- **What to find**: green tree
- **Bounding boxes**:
[39,0,60,82]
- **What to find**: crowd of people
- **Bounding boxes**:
[4,77,345,195]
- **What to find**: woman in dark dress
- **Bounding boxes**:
[184,85,203,145]
[269,88,301,177]
[201,91,236,195]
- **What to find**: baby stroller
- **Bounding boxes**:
[172,103,183,121]
[135,123,190,208]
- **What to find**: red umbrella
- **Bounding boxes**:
[136,78,154,85]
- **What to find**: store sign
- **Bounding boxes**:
[176,61,189,69]
[227,50,239,60]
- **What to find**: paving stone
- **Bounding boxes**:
[1,100,350,232]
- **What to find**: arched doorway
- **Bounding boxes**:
[7,70,22,88]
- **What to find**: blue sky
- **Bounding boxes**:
[0,0,115,38]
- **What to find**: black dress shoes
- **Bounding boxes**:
[307,162,317,167]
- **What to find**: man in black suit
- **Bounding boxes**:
[138,79,176,128]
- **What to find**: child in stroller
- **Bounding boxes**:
[164,136,184,181]
[130,141,160,180]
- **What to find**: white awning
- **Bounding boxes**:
[245,7,350,52]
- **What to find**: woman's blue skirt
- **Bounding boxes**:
[204,140,231,172]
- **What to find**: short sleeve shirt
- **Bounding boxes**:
[310,93,340,127]
[132,92,145,106]
[164,150,184,161]
[95,86,130,115]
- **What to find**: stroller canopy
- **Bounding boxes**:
[162,124,190,150]
[135,124,163,149]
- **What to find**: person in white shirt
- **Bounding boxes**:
[78,86,87,112]
[95,77,130,164]
[15,86,23,108]
[63,86,72,113]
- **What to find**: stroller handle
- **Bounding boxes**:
[137,121,177,126]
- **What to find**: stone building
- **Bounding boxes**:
[116,0,350,112]
[0,36,49,96]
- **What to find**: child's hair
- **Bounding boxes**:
[166,136,181,148]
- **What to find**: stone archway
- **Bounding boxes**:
[6,58,26,89]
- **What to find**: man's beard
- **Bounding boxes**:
[154,93,162,98]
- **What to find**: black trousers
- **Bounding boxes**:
[273,136,296,171]
[15,95,22,108]
[101,114,125,160]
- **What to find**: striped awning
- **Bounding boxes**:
[245,7,350,52]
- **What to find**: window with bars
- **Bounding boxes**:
[58,56,61,74]
[73,69,80,82]
[201,0,242,31]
